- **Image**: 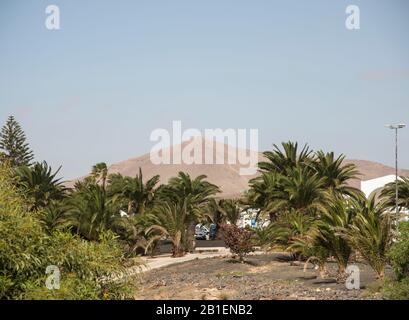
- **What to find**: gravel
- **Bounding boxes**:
[134,253,385,300]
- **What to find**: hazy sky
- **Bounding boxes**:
[1,0,408,179]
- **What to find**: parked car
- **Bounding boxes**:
[209,223,217,240]
[195,230,207,240]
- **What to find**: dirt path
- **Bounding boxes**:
[138,248,231,272]
[134,253,386,300]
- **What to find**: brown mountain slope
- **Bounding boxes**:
[66,139,409,198]
[344,159,409,189]
[107,138,259,198]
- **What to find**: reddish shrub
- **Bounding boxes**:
[222,224,255,262]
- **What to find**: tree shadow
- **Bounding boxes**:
[312,278,337,284]
[225,258,259,266]
[297,275,318,280]
[272,253,297,262]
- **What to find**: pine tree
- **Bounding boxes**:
[0,116,34,166]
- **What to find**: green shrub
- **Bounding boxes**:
[382,221,409,300]
[0,163,136,300]
[383,278,409,300]
[388,221,409,280]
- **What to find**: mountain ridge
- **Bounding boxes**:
[66,139,409,198]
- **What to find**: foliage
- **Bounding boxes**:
[159,172,220,208]
[112,214,157,257]
[217,199,242,225]
[0,115,34,166]
[258,141,312,174]
[3,132,405,300]
[0,163,135,300]
[382,278,409,300]
[383,221,409,299]
[268,165,328,215]
[381,177,409,212]
[37,200,71,234]
[312,151,362,200]
[91,162,108,190]
[248,142,362,221]
[338,197,394,279]
[247,141,399,283]
[247,172,281,220]
[272,210,315,251]
[67,183,120,241]
[146,201,188,257]
[252,226,279,252]
[14,161,66,211]
[289,233,330,278]
[205,198,224,233]
[206,198,243,239]
[388,221,409,280]
[309,198,355,278]
[222,224,255,262]
[157,172,220,252]
[107,168,160,215]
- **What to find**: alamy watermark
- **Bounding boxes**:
[44,5,359,31]
[345,5,360,30]
[345,265,360,290]
[45,5,60,30]
[149,121,259,176]
[45,265,60,290]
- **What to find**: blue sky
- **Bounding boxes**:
[1,0,408,179]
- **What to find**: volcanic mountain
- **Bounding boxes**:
[67,138,409,198]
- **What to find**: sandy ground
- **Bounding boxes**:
[134,253,388,300]
[138,248,231,272]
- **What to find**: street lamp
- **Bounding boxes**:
[386,124,406,216]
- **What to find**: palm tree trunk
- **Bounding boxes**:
[128,201,136,216]
[185,221,196,253]
[376,267,385,280]
[337,264,348,282]
[138,203,145,215]
[269,211,278,222]
[172,239,185,257]
[215,223,224,240]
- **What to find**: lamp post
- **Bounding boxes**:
[386,124,406,216]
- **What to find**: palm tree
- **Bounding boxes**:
[267,166,328,216]
[253,220,297,254]
[247,172,282,221]
[14,161,66,210]
[112,214,157,256]
[258,141,313,174]
[276,210,318,261]
[159,172,220,252]
[313,151,362,199]
[218,199,242,225]
[205,198,225,239]
[146,201,188,257]
[381,177,409,213]
[91,162,108,190]
[108,168,160,215]
[288,233,330,279]
[38,200,71,234]
[338,196,394,279]
[67,184,119,241]
[205,198,243,239]
[311,198,356,279]
[249,143,362,221]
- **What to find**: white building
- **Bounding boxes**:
[237,209,258,228]
[360,175,401,198]
[361,175,408,218]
